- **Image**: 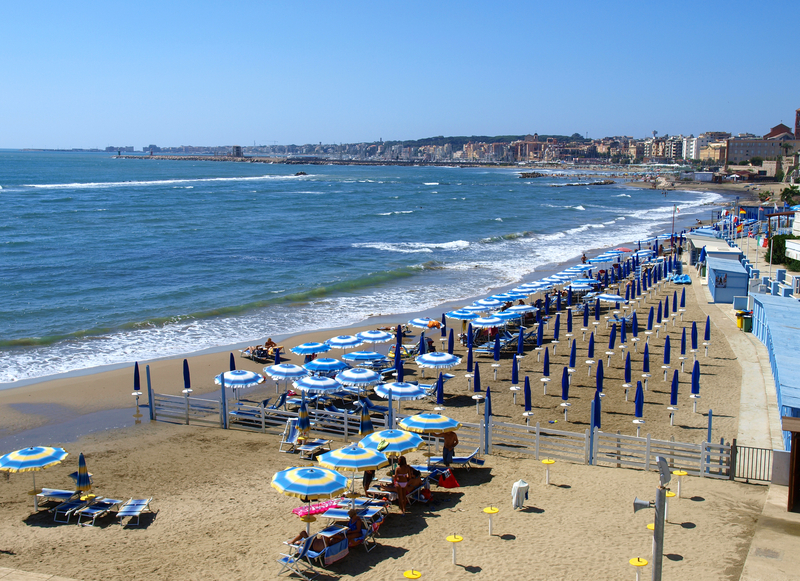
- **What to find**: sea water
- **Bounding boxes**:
[0,151,722,383]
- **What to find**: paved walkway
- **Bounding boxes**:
[739,485,800,581]
[0,568,76,581]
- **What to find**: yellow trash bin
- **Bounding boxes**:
[735,311,744,329]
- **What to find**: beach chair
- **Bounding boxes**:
[358,398,389,414]
[53,497,94,523]
[117,497,154,526]
[429,447,482,470]
[75,497,123,527]
[280,419,300,453]
[277,534,319,580]
[298,436,332,460]
[36,488,77,508]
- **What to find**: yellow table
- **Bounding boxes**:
[542,458,555,485]
[629,557,648,581]
[403,570,422,579]
[483,506,499,535]
[446,534,463,564]
[672,470,688,498]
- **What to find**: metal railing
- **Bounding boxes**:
[731,440,773,482]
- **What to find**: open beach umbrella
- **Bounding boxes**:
[561,367,569,401]
[474,363,481,393]
[704,316,711,342]
[691,321,698,351]
[446,309,479,321]
[691,360,701,395]
[467,344,473,373]
[592,390,602,430]
[374,382,427,402]
[359,429,424,457]
[336,368,380,388]
[317,444,388,475]
[643,343,650,373]
[632,311,639,338]
[75,452,92,495]
[569,339,577,369]
[415,352,461,371]
[647,307,654,331]
[543,347,550,378]
[634,382,644,418]
[342,351,386,364]
[263,364,306,382]
[133,361,142,395]
[293,375,342,395]
[680,288,686,308]
[448,329,455,355]
[272,466,349,517]
[297,398,311,440]
[583,303,589,328]
[217,369,266,390]
[588,332,595,359]
[519,375,530,411]
[0,446,68,510]
[418,332,426,355]
[471,316,504,329]
[596,359,604,395]
[474,298,504,309]
[355,330,393,347]
[303,357,348,375]
[326,335,364,350]
[359,404,374,436]
[408,317,437,329]
[493,334,501,361]
[670,370,679,406]
[663,336,671,366]
[399,413,461,434]
[511,354,519,385]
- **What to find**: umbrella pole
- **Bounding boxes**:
[32,473,38,512]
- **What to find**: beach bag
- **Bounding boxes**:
[438,469,460,489]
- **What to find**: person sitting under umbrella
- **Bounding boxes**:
[393,456,423,514]
[286,528,344,552]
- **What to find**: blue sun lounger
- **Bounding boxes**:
[428,447,482,470]
[54,497,94,523]
[36,488,77,508]
[117,497,153,526]
[76,497,123,526]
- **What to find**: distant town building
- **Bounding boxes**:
[231,145,243,157]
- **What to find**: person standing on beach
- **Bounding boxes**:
[436,431,459,466]
[581,252,587,264]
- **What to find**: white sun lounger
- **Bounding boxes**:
[117,497,154,526]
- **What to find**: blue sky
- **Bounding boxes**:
[2,1,798,149]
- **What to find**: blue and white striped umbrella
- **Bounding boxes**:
[263,364,308,381]
[399,413,461,434]
[491,291,529,300]
[272,466,349,501]
[317,444,389,472]
[408,317,437,329]
[491,310,523,321]
[461,304,489,313]
[356,330,394,345]
[292,376,342,394]
[415,352,461,369]
[596,293,624,303]
[474,298,504,308]
[290,342,331,356]
[446,309,479,320]
[0,446,68,474]
[374,382,428,401]
[505,304,535,314]
[336,367,381,386]
[470,316,504,328]
[215,369,265,388]
[342,351,386,363]
[359,429,424,457]
[303,358,348,374]
[326,335,364,350]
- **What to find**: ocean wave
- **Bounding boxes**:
[614,193,631,197]
[22,174,306,190]
[352,240,470,254]
[574,205,586,211]
[423,182,439,185]
[377,210,414,216]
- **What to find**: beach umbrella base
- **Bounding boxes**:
[668,406,678,426]
[623,383,631,400]
[541,377,550,395]
[492,363,500,380]
[560,402,571,422]
[586,361,595,377]
[523,411,534,427]
[472,394,484,414]
[510,385,520,405]
[662,366,670,381]
[642,374,650,390]
[690,394,700,413]
[633,419,645,437]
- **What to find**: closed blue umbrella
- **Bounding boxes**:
[229,353,236,371]
[448,329,454,354]
[583,303,589,327]
[567,287,573,307]
[561,367,569,401]
[553,313,561,341]
[543,347,550,377]
[691,360,701,395]
[537,322,543,348]
[647,306,654,331]
[567,309,573,334]
[556,294,562,312]
[670,370,679,406]
[511,354,519,385]
[485,385,492,417]
[595,298,601,321]
[569,339,577,368]
[493,334,501,361]
[680,288,686,308]
[596,359,604,394]
[473,363,482,393]
[657,301,663,324]
[625,284,630,301]
[608,324,617,349]
[624,351,631,384]
[642,273,648,293]
[467,323,474,348]
[663,336,671,365]
[672,291,678,313]
[524,376,532,411]
[704,316,711,342]
[517,325,525,355]
[297,398,310,439]
[643,343,650,373]
[436,372,444,407]
[637,277,641,296]
[698,246,707,263]
[664,296,670,319]
[133,361,142,395]
[441,313,447,337]
[419,331,426,355]
[396,358,405,382]
[588,332,595,359]
[75,452,92,495]
[691,321,698,350]
[274,348,282,365]
[592,390,602,430]
[467,344,474,373]
[634,382,644,418]
[620,318,627,344]
[544,294,551,314]
[680,328,687,356]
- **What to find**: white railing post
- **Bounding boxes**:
[645,434,651,472]
[535,422,540,460]
[701,442,707,477]
[343,411,349,442]
[592,427,599,465]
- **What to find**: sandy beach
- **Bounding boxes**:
[0,210,772,580]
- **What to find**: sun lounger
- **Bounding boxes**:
[36,488,77,507]
[75,497,123,526]
[277,534,319,580]
[428,447,482,470]
[357,398,389,414]
[117,497,153,526]
[297,437,332,460]
[280,418,300,452]
[54,497,94,523]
